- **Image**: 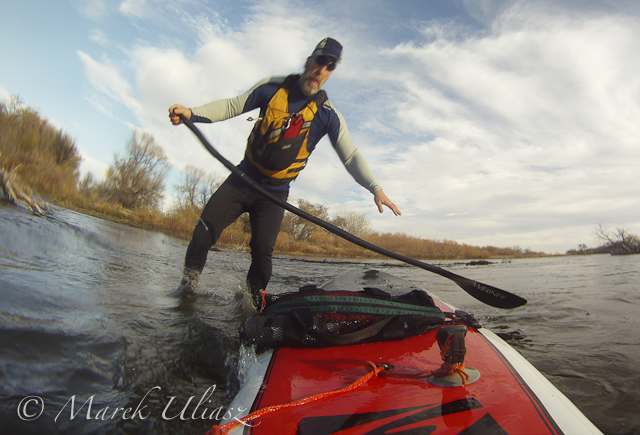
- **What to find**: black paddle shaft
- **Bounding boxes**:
[179,115,527,309]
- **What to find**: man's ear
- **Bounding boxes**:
[304,56,312,69]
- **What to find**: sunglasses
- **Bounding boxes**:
[314,55,338,71]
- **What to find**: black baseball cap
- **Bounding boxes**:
[311,37,343,62]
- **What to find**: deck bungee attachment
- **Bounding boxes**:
[241,284,446,350]
[428,325,480,387]
[205,361,390,435]
[381,324,480,387]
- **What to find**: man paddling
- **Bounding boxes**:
[169,37,401,307]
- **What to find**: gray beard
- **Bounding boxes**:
[299,74,321,96]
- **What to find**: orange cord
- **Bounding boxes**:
[206,361,386,435]
[259,290,267,313]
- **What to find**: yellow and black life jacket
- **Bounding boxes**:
[245,75,328,184]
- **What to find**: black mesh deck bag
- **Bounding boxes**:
[241,285,446,350]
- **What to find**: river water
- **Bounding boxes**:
[0,202,638,435]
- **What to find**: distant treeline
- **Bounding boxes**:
[1,96,548,260]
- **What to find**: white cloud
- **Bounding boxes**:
[119,0,148,18]
[71,0,640,252]
[77,51,142,116]
[334,4,640,252]
[73,0,109,21]
[89,29,109,47]
[79,152,109,182]
[0,86,11,103]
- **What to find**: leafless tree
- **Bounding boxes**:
[596,224,640,254]
[78,172,96,193]
[175,165,205,209]
[4,95,25,114]
[331,210,372,237]
[280,199,330,241]
[174,165,222,209]
[100,130,169,209]
[195,171,222,208]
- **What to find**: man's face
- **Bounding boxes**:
[299,55,336,96]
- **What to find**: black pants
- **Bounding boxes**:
[184,174,288,291]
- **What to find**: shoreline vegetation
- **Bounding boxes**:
[2,97,634,259]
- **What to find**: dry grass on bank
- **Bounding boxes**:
[54,194,538,260]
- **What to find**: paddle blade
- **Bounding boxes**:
[455,277,527,309]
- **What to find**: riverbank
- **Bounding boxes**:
[49,195,546,261]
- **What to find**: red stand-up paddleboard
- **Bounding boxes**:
[211,269,601,435]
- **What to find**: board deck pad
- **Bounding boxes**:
[221,269,602,435]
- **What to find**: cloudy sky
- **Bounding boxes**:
[2,0,639,254]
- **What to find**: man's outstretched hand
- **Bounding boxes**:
[374,189,401,216]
